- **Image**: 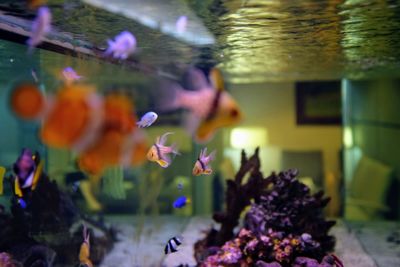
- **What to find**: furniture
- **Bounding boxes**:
[345,155,393,221]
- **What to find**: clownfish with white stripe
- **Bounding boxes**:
[192,148,216,176]
[164,236,183,254]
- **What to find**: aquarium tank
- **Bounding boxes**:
[0,0,399,266]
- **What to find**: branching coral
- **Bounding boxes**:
[195,148,342,267]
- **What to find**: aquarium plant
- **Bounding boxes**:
[195,148,342,267]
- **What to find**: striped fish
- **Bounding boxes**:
[164,236,183,254]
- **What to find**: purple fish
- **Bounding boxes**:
[27,6,52,50]
[105,31,137,60]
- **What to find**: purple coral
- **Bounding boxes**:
[196,149,341,267]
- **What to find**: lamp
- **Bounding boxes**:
[230,127,268,149]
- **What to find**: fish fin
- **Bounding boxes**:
[194,120,216,144]
[154,81,184,112]
[183,67,209,91]
[183,112,201,138]
[0,166,5,195]
[203,168,213,175]
[159,132,174,146]
[209,68,225,92]
[170,143,181,156]
[186,198,191,204]
[156,159,170,168]
[207,150,217,163]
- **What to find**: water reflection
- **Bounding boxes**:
[206,0,400,83]
[1,0,400,83]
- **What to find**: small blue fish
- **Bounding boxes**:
[18,198,27,209]
[173,196,190,209]
[177,182,183,191]
[136,111,158,128]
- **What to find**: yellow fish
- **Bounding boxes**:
[147,132,180,168]
[161,67,243,143]
[192,148,216,176]
[79,225,93,267]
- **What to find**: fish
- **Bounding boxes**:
[192,148,216,176]
[77,94,148,175]
[27,6,52,50]
[164,236,183,254]
[136,111,158,128]
[10,83,45,120]
[160,67,243,143]
[13,149,43,199]
[177,182,183,191]
[39,84,103,152]
[10,82,148,176]
[0,166,5,195]
[175,16,188,34]
[147,132,180,168]
[18,198,27,209]
[104,31,137,60]
[173,196,190,209]
[79,225,93,267]
[62,67,83,84]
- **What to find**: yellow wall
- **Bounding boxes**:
[227,82,342,179]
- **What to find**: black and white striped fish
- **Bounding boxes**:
[164,236,183,254]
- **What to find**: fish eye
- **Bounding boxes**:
[230,108,239,117]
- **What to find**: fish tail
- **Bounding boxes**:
[208,150,217,162]
[170,143,180,156]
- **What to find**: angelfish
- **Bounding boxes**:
[192,148,216,176]
[147,132,180,168]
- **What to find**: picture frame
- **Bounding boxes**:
[295,81,341,125]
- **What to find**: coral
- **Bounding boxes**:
[244,169,336,260]
[196,148,342,267]
[195,148,272,261]
[0,150,116,266]
[0,252,22,267]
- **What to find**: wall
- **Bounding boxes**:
[224,82,343,184]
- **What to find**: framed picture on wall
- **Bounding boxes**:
[295,81,341,125]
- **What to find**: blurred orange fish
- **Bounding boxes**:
[161,67,243,143]
[10,83,147,176]
[40,84,103,152]
[77,95,148,175]
[10,83,45,120]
